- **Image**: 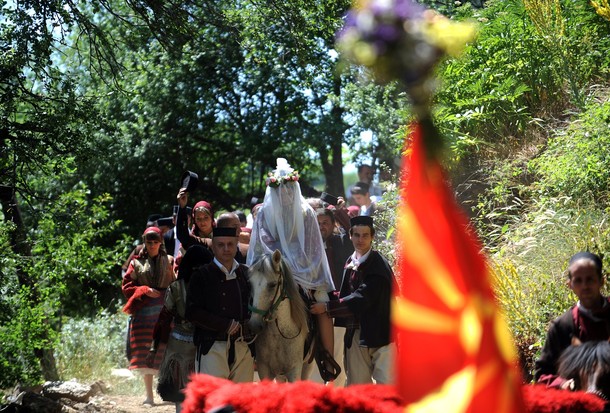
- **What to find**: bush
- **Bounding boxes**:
[0,179,125,387]
[434,0,610,164]
[532,97,610,204]
[55,309,129,381]
[54,309,148,397]
[372,183,400,268]
[490,198,610,379]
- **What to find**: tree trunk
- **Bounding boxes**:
[320,75,347,197]
[0,184,60,381]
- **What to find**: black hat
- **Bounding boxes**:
[350,215,374,227]
[181,170,199,193]
[213,227,238,237]
[146,213,163,226]
[157,217,173,228]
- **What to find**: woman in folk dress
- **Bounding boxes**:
[122,226,175,405]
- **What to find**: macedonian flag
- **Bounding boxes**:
[393,120,525,413]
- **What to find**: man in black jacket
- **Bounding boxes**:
[185,226,253,382]
[534,252,610,387]
[311,215,396,385]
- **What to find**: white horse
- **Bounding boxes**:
[248,250,314,382]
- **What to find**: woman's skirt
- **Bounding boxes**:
[128,294,166,372]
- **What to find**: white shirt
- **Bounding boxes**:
[213,257,239,280]
[346,248,373,271]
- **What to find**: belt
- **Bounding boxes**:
[171,330,194,343]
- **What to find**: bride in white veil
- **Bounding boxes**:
[248,158,333,292]
[247,158,337,379]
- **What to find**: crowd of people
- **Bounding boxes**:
[121,158,610,408]
[121,159,395,410]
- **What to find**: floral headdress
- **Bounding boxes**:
[266,158,300,187]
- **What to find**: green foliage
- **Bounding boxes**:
[532,98,610,203]
[435,0,538,160]
[490,199,610,377]
[371,184,400,269]
[432,0,610,165]
[0,172,125,386]
[0,223,41,387]
[472,159,532,249]
[25,169,126,315]
[55,309,128,381]
[340,79,410,170]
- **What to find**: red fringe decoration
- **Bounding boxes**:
[181,375,606,413]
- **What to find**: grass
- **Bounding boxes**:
[55,308,146,396]
[489,198,610,379]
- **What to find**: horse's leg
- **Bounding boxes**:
[285,364,302,383]
[256,362,273,381]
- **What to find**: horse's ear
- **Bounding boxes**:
[272,250,282,272]
[571,336,583,346]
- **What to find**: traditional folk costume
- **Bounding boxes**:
[326,221,396,385]
[186,229,253,382]
[151,245,213,404]
[247,159,338,381]
[122,227,175,375]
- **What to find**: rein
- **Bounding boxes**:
[249,263,303,340]
[249,268,287,322]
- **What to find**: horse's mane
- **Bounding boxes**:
[277,257,309,332]
[558,340,610,380]
[251,254,309,332]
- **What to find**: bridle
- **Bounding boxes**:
[249,264,287,323]
[248,261,302,340]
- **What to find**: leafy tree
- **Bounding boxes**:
[0,0,194,385]
[68,0,386,236]
[0,174,123,386]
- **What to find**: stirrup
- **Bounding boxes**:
[315,348,341,382]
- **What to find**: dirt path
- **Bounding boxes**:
[92,394,177,413]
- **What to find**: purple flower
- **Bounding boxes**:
[336,0,476,99]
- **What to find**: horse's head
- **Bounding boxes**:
[248,250,285,333]
[558,339,610,401]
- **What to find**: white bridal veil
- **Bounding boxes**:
[247,158,334,292]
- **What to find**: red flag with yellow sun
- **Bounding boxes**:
[336,1,525,410]
[392,120,525,412]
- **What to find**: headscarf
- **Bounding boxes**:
[138,226,173,288]
[191,200,214,237]
[247,158,334,292]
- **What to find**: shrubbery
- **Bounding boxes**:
[532,98,610,204]
[55,309,128,381]
[0,178,125,387]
